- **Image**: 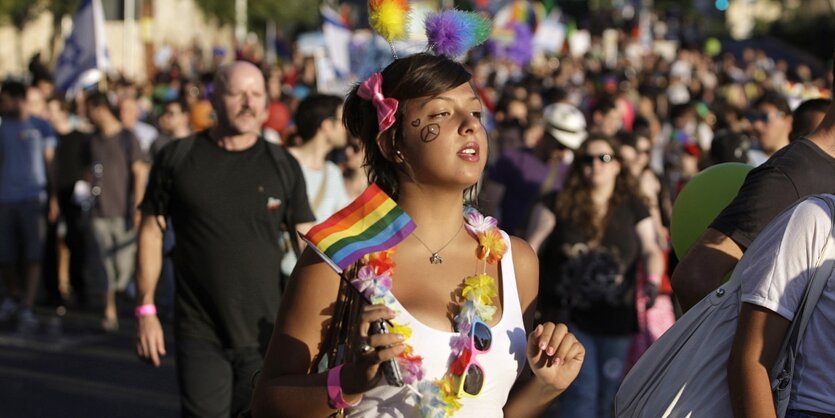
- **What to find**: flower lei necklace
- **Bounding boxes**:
[350,207,508,418]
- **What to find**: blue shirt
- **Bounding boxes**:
[0,116,57,202]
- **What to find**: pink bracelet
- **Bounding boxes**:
[327,364,361,409]
[648,274,662,286]
[134,304,157,318]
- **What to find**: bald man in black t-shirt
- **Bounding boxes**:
[135,61,314,417]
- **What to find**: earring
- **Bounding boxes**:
[395,149,402,155]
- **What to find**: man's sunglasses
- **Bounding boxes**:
[746,111,784,123]
[454,318,493,397]
[579,153,617,165]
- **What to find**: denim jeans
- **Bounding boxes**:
[545,324,632,418]
[176,336,264,418]
[786,411,829,418]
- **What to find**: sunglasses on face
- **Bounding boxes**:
[579,153,617,165]
[455,318,492,397]
[746,111,784,123]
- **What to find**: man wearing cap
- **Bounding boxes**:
[482,102,587,236]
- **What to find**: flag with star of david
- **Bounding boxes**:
[54,0,110,94]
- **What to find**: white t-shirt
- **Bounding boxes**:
[740,194,835,414]
[281,161,351,276]
[131,121,158,157]
[300,161,351,223]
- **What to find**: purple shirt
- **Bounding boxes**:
[487,148,568,234]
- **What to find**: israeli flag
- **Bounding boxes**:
[321,6,350,78]
[54,0,110,94]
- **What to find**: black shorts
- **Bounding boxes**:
[0,200,46,264]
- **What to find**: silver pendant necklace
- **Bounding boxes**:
[412,221,465,264]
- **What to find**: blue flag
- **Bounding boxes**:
[321,6,350,78]
[54,0,109,94]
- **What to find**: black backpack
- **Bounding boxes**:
[156,134,302,258]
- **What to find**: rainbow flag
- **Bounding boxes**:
[302,183,415,273]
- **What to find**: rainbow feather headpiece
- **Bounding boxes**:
[425,10,492,58]
[369,0,411,43]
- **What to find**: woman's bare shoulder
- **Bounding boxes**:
[507,235,539,305]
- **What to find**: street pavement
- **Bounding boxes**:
[0,308,179,418]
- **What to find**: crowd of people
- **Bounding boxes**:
[1,7,834,418]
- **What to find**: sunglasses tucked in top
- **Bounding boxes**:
[452,318,493,397]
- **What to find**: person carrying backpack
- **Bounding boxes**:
[728,194,835,418]
[85,91,148,332]
[134,61,315,418]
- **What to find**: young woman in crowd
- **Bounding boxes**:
[251,52,584,417]
[528,136,664,418]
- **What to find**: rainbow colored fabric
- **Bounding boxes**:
[302,183,415,273]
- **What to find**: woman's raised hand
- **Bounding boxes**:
[527,322,585,393]
[341,304,406,394]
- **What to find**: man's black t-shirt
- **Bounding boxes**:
[711,138,835,249]
[538,193,650,336]
[140,133,314,350]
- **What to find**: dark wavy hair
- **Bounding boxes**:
[556,136,645,240]
[313,54,476,373]
[343,53,473,201]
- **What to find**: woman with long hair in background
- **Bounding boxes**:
[528,136,664,418]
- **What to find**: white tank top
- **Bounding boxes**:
[347,232,528,417]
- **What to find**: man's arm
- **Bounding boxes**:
[728,303,790,418]
[131,161,149,229]
[44,143,59,223]
[525,202,554,254]
[135,214,167,367]
[636,218,665,283]
[671,228,744,312]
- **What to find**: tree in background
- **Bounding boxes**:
[192,0,320,43]
[0,0,45,69]
[192,0,233,25]
[46,0,81,65]
[249,0,319,29]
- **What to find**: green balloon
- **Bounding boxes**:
[704,37,722,57]
[671,162,753,259]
